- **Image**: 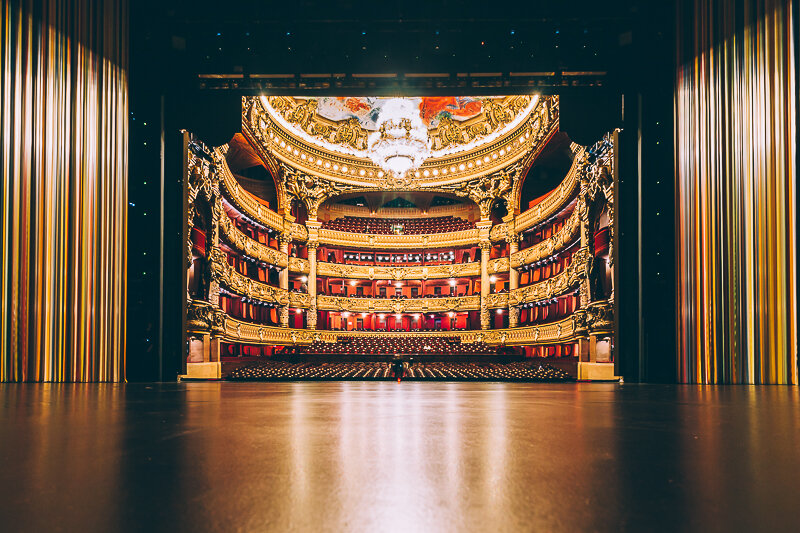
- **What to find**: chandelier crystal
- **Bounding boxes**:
[367,98,431,178]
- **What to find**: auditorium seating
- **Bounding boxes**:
[228,360,573,381]
[322,215,473,234]
[299,336,497,356]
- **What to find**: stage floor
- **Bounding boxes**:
[1,382,798,532]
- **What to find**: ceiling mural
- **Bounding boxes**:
[315,96,484,130]
[242,94,559,201]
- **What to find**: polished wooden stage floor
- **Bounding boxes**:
[1,382,798,532]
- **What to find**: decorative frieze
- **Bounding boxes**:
[316,294,481,313]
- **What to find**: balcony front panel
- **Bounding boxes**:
[219,214,289,268]
[317,294,481,313]
[209,248,289,305]
[514,146,583,233]
[318,227,480,249]
[509,247,591,306]
[511,209,581,268]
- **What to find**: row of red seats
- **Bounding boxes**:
[322,215,473,235]
[228,361,573,381]
[299,335,497,356]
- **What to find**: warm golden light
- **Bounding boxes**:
[1,0,128,382]
[676,0,797,384]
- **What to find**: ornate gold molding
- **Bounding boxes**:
[586,300,614,336]
[480,315,578,346]
[208,247,289,305]
[289,292,312,309]
[244,96,559,194]
[218,312,581,347]
[317,294,481,313]
[214,147,285,231]
[220,315,327,345]
[510,208,581,268]
[318,227,480,249]
[514,145,584,232]
[508,247,591,306]
[288,256,310,274]
[309,261,485,280]
[219,213,289,268]
[487,257,509,275]
[485,292,509,309]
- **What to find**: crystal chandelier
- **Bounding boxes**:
[367,98,431,178]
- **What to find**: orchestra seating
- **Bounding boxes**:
[228,360,573,381]
[300,335,497,356]
[321,215,473,234]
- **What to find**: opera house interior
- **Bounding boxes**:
[1,0,798,531]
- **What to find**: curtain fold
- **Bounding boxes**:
[676,0,797,383]
[1,0,128,381]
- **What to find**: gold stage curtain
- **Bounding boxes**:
[1,0,128,381]
[676,0,797,383]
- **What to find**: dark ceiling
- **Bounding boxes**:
[132,0,673,96]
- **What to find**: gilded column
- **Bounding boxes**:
[307,241,319,329]
[479,239,492,330]
[279,232,291,327]
[507,233,519,327]
[577,193,592,309]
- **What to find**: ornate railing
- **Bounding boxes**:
[323,202,477,220]
[510,208,581,268]
[487,257,509,275]
[508,247,591,306]
[316,294,481,313]
[318,227,480,249]
[485,292,509,309]
[309,261,485,279]
[215,147,285,232]
[514,146,584,233]
[220,315,331,345]
[219,213,288,268]
[479,314,579,346]
[208,247,289,305]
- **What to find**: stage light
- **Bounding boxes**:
[295,309,302,314]
[489,275,497,283]
[350,280,357,286]
[449,279,456,286]
[448,312,454,318]
[300,276,308,282]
